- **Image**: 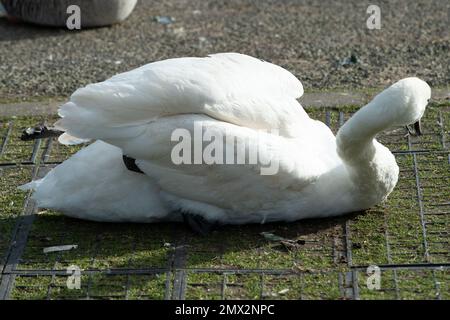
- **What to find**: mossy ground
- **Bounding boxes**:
[1,103,448,299]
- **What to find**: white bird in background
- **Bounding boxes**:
[20,53,431,234]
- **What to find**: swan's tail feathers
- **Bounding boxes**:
[18,179,42,191]
[17,140,171,222]
[58,132,90,145]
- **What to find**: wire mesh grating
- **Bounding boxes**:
[0,105,449,300]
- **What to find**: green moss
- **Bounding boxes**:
[301,273,341,299]
[10,275,52,300]
[185,273,224,299]
[346,210,389,266]
[127,274,167,300]
[359,268,449,300]
[396,270,439,299]
[19,214,174,271]
[2,104,449,300]
[261,275,303,299]
[358,270,398,300]
[0,166,33,265]
[10,273,168,300]
[186,251,222,269]
[225,274,262,299]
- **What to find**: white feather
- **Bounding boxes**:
[22,141,173,222]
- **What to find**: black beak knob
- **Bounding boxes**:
[413,120,422,136]
[406,120,423,137]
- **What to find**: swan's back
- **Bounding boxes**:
[56,53,308,143]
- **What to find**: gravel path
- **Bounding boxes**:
[1,0,449,100]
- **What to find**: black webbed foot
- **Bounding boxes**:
[182,212,217,236]
[21,125,63,141]
[122,155,144,174]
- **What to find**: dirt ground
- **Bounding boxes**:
[1,0,449,101]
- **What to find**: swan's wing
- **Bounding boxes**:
[56,53,307,143]
[20,141,171,222]
[112,115,339,215]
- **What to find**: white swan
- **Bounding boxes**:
[20,53,431,230]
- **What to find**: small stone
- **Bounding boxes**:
[155,16,175,25]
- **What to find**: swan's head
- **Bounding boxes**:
[372,77,431,135]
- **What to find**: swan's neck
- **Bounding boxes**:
[337,101,395,150]
[336,102,398,205]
